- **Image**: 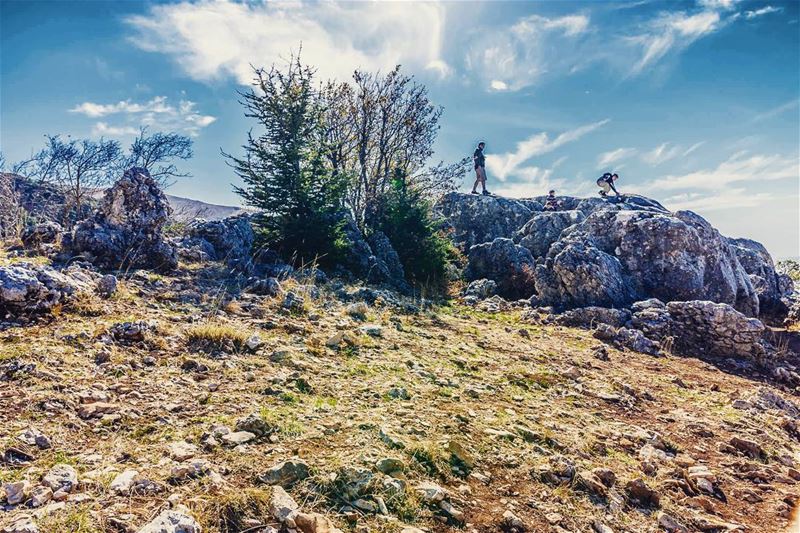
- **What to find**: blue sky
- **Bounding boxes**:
[1,0,798,258]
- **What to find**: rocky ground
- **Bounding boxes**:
[2,252,800,533]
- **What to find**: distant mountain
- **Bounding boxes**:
[165,195,253,222]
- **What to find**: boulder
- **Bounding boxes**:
[0,263,87,317]
[534,208,758,315]
[727,237,789,321]
[515,210,585,259]
[20,221,62,249]
[186,214,254,270]
[593,324,661,356]
[554,306,631,329]
[435,192,541,250]
[463,278,497,299]
[466,238,535,299]
[339,217,406,290]
[666,300,767,361]
[367,231,406,285]
[68,167,177,272]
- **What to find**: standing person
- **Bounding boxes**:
[471,141,491,196]
[597,172,621,198]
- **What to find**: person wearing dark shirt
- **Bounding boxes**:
[596,172,621,197]
[471,141,490,195]
[543,189,560,211]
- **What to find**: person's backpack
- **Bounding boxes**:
[597,173,612,185]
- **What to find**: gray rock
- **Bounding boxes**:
[4,480,31,505]
[463,278,497,299]
[529,207,759,315]
[666,300,767,361]
[270,486,299,522]
[515,210,585,258]
[95,274,117,297]
[435,192,541,250]
[727,237,789,322]
[41,464,78,493]
[244,277,281,296]
[466,238,535,299]
[2,515,39,533]
[21,221,62,249]
[554,306,631,329]
[0,263,87,317]
[136,508,201,533]
[187,214,254,270]
[257,459,310,487]
[69,167,177,272]
[593,324,661,356]
[235,413,275,437]
[221,431,256,446]
[110,469,139,494]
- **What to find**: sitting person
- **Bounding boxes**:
[543,190,560,211]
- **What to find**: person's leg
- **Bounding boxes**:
[599,181,610,196]
[472,168,481,193]
[478,166,488,193]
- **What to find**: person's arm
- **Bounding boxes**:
[609,181,619,195]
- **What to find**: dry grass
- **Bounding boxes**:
[186,321,251,353]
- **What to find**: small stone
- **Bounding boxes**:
[270,486,299,522]
[439,500,465,523]
[110,469,139,494]
[96,275,117,298]
[657,511,689,532]
[375,457,405,474]
[447,440,476,470]
[258,459,310,487]
[387,387,411,400]
[2,515,39,533]
[625,478,660,508]
[222,431,256,446]
[545,512,563,525]
[235,413,275,437]
[415,481,447,503]
[359,324,383,337]
[29,486,52,507]
[137,508,201,533]
[4,480,31,504]
[379,427,406,449]
[42,464,78,493]
[729,436,765,459]
[168,440,199,461]
[502,510,525,529]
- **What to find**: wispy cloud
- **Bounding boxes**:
[486,119,609,181]
[647,151,798,191]
[641,142,682,165]
[752,99,799,122]
[597,147,637,169]
[682,141,706,157]
[70,96,215,137]
[627,9,723,76]
[494,156,570,198]
[661,188,773,212]
[467,13,590,91]
[745,5,782,19]
[125,0,447,85]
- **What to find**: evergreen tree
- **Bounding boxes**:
[377,169,457,291]
[229,57,347,267]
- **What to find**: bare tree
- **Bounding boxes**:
[319,66,468,229]
[28,135,121,225]
[124,127,193,187]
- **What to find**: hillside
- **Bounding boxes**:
[165,196,252,223]
[2,169,799,533]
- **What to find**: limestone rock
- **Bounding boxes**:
[136,508,201,533]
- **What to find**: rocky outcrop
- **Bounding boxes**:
[465,238,535,299]
[0,263,88,318]
[68,168,177,272]
[554,306,631,329]
[515,210,585,259]
[534,209,758,315]
[20,222,62,250]
[435,192,541,251]
[367,231,406,285]
[340,217,408,291]
[185,214,254,270]
[665,300,767,361]
[727,237,791,322]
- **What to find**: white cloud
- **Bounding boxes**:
[682,141,706,156]
[661,188,773,211]
[697,0,742,11]
[467,13,590,91]
[752,99,799,122]
[745,6,782,19]
[648,151,799,191]
[486,119,609,181]
[125,0,446,85]
[628,10,722,75]
[641,142,682,165]
[597,147,637,169]
[70,96,216,137]
[92,122,140,137]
